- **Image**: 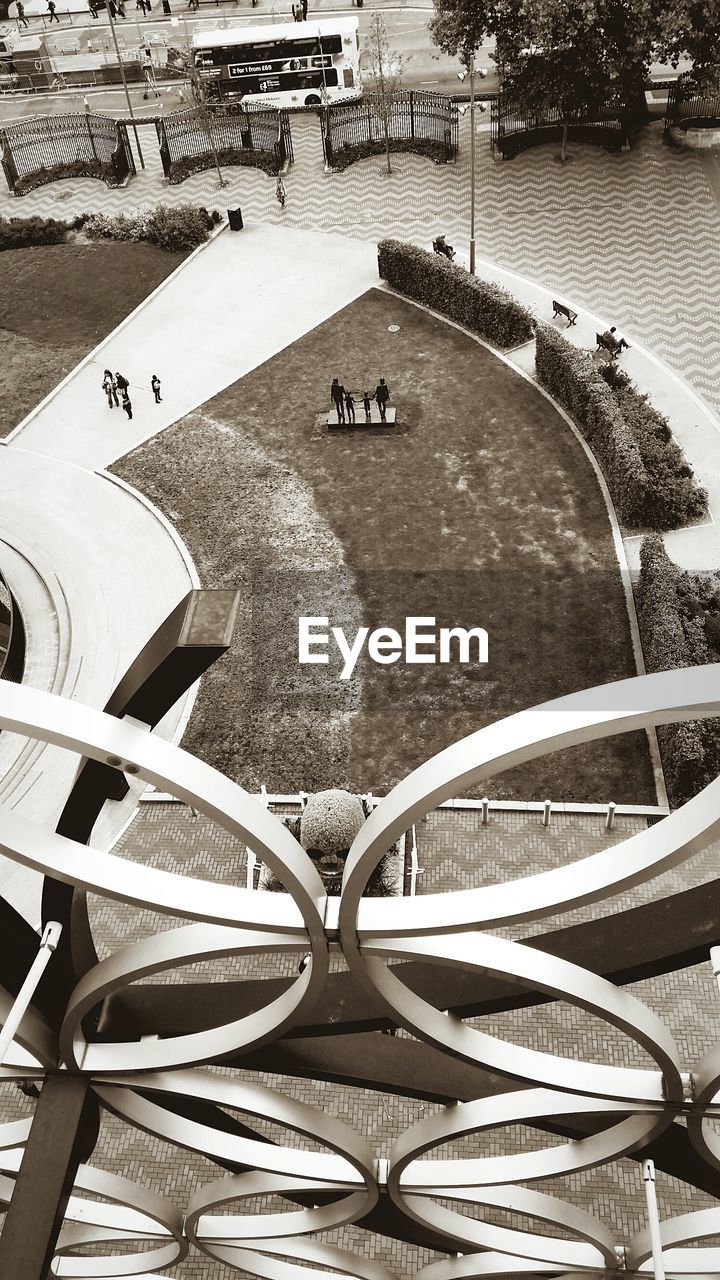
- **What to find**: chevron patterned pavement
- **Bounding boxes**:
[3,112,718,412]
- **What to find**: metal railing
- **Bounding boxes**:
[155,101,292,180]
[491,94,627,157]
[322,89,458,168]
[665,72,720,133]
[0,110,134,192]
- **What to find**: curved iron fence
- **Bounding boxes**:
[0,112,134,195]
[156,104,293,183]
[321,91,458,169]
[665,73,720,133]
[491,96,627,158]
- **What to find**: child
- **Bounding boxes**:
[344,390,356,424]
[362,390,372,421]
[102,370,118,408]
[151,373,162,403]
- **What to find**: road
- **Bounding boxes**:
[0,0,689,125]
[0,1,497,121]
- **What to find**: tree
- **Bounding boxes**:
[429,0,720,131]
[494,3,613,163]
[364,10,405,175]
[654,0,720,90]
[184,43,227,190]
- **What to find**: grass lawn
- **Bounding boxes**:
[0,243,186,436]
[114,288,655,804]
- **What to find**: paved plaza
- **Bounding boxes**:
[1,72,720,1280]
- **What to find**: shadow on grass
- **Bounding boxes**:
[114,288,656,804]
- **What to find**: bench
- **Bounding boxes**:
[552,300,577,326]
[596,331,619,359]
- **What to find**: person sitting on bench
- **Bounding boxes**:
[608,326,630,351]
[433,234,455,260]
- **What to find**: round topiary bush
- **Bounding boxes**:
[300,788,365,858]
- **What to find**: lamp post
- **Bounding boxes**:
[107,0,144,168]
[458,56,487,276]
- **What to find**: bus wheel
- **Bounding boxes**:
[305,93,321,105]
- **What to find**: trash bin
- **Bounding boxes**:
[227,207,243,231]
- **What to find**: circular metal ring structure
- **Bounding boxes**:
[1,672,720,1274]
[60,923,318,1073]
[359,931,681,1102]
[388,1088,671,1189]
[94,1069,380,1229]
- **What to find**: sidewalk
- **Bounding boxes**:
[447,253,720,573]
[9,224,378,468]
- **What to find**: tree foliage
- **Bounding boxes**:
[430,0,720,111]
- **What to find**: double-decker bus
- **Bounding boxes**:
[191,16,361,109]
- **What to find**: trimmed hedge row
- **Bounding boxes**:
[535,324,707,530]
[331,137,450,171]
[377,238,535,350]
[637,535,720,806]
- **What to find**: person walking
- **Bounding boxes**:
[151,374,162,403]
[330,377,345,423]
[47,0,60,22]
[275,175,286,208]
[136,0,148,16]
[301,0,308,17]
[374,377,390,422]
[88,0,99,18]
[102,369,119,408]
[115,371,129,398]
[121,389,133,420]
[16,2,30,27]
[362,390,372,421]
[344,390,356,424]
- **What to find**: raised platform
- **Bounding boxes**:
[327,406,396,430]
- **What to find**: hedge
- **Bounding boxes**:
[377,238,535,350]
[83,204,218,252]
[637,535,720,806]
[14,159,118,195]
[0,215,74,251]
[535,324,707,530]
[331,137,450,171]
[168,147,280,183]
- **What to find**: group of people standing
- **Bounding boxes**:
[102,370,162,420]
[331,377,390,424]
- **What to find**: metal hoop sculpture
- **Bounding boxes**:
[1,670,720,1278]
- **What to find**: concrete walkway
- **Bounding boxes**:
[9,225,378,469]
[448,253,720,573]
[0,444,198,923]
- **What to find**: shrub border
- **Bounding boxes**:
[377,238,536,350]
